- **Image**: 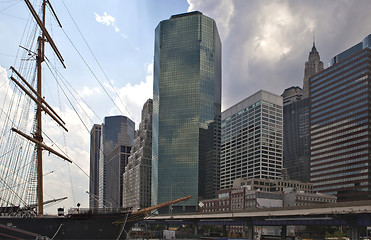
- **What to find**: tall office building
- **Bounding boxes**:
[282,42,323,182]
[220,90,283,189]
[98,116,135,208]
[310,34,371,201]
[89,124,101,209]
[152,11,221,213]
[123,99,153,210]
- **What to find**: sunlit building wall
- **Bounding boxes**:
[220,90,283,189]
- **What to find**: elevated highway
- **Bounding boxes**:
[144,200,371,239]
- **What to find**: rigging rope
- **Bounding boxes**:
[60,0,133,120]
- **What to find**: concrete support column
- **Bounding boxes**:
[349,226,359,240]
[193,222,197,236]
[222,225,227,237]
[281,225,287,240]
[247,225,254,240]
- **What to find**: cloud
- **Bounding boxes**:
[0,64,93,213]
[187,0,234,40]
[77,86,102,98]
[186,0,371,111]
[108,62,153,125]
[94,12,120,33]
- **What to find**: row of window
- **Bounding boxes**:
[311,100,367,124]
[310,51,368,87]
[311,150,368,168]
[311,93,367,119]
[311,169,364,181]
[313,175,368,186]
[311,162,368,177]
[311,137,368,155]
[311,125,367,146]
[311,144,368,161]
[311,65,368,98]
[311,114,367,135]
[311,82,367,111]
[314,181,368,192]
[311,107,367,126]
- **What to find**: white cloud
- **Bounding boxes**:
[94,12,121,33]
[108,62,153,125]
[187,0,234,40]
[77,86,102,98]
[0,65,93,213]
[41,101,93,213]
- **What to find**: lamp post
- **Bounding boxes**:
[170,182,183,215]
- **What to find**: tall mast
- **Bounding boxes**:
[10,0,70,216]
[35,0,46,216]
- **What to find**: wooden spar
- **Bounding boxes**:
[10,66,66,125]
[134,195,192,215]
[9,0,68,217]
[10,76,68,132]
[24,0,65,68]
[18,0,67,216]
[26,196,68,209]
[11,128,72,163]
[112,195,192,225]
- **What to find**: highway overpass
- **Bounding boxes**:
[143,200,371,239]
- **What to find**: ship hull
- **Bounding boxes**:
[0,212,132,239]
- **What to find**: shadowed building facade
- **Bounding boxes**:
[282,43,323,183]
[98,116,135,209]
[89,124,101,209]
[310,34,371,201]
[152,11,221,213]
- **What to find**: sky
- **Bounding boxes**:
[0,0,371,214]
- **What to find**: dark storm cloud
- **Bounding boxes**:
[188,0,371,110]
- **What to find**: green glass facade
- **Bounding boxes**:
[152,11,221,213]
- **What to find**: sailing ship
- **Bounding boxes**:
[0,0,191,238]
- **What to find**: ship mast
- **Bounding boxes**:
[10,0,70,216]
[35,0,46,216]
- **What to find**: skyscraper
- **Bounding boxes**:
[89,124,101,209]
[282,42,323,182]
[98,116,135,208]
[310,34,371,201]
[123,99,153,210]
[220,90,283,189]
[303,42,324,99]
[152,11,221,213]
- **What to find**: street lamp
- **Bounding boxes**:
[170,182,184,215]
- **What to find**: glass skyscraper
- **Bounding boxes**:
[152,11,221,213]
[98,116,135,208]
[310,34,371,201]
[89,124,101,209]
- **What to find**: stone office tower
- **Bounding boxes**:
[303,42,324,98]
[282,42,324,182]
[123,99,153,210]
[220,90,283,189]
[152,11,221,213]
